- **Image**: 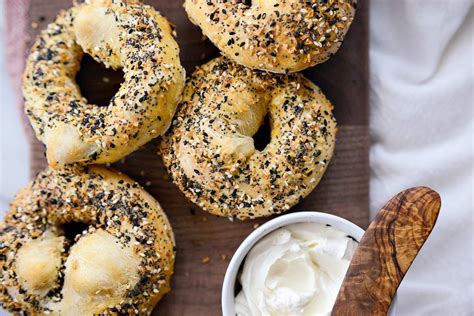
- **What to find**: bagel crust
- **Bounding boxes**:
[23,0,185,168]
[161,57,336,219]
[184,0,357,73]
[0,166,175,315]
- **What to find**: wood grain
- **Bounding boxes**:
[332,187,442,316]
[24,1,369,314]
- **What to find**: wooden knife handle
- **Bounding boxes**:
[332,187,441,316]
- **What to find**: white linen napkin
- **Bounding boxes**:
[369,1,473,315]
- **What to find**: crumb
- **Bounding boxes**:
[202,256,210,264]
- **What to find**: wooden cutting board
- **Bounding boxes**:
[25,1,369,314]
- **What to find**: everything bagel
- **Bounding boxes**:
[184,0,357,73]
[23,0,185,168]
[161,57,336,219]
[0,166,175,315]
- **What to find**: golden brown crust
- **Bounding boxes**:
[0,166,175,315]
[161,57,336,219]
[184,0,357,73]
[23,0,185,168]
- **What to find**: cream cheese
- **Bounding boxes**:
[235,222,358,316]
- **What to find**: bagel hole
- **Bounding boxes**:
[61,221,90,244]
[76,54,125,107]
[253,115,272,151]
[237,0,252,5]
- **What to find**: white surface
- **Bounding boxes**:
[0,1,29,212]
[0,0,473,315]
[369,1,474,315]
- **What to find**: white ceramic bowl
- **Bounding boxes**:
[222,211,397,315]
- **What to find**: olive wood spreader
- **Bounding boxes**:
[332,186,441,316]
